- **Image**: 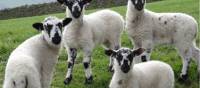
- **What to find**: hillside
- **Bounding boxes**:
[0,0,55,10]
[0,0,199,88]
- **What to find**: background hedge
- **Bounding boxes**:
[0,0,162,20]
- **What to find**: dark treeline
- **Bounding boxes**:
[0,0,161,20]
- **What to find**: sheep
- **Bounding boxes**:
[57,0,124,84]
[126,0,200,80]
[3,16,72,88]
[105,47,174,88]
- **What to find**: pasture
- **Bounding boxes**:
[0,0,199,88]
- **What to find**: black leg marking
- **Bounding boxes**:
[83,62,89,69]
[25,76,28,88]
[141,55,147,62]
[118,80,123,85]
[70,48,77,59]
[13,81,16,87]
[85,75,93,84]
[68,62,73,68]
[64,75,72,85]
[179,59,191,82]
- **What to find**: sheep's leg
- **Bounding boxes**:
[83,48,93,84]
[141,40,154,62]
[64,48,77,85]
[191,43,200,78]
[133,39,153,63]
[177,46,192,81]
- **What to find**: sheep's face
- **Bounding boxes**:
[57,0,92,18]
[131,0,145,11]
[32,17,72,46]
[105,48,145,73]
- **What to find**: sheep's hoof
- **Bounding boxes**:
[85,76,93,84]
[178,74,190,84]
[64,75,72,85]
[108,66,114,73]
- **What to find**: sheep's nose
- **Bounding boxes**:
[52,32,61,45]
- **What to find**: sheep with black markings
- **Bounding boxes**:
[3,16,72,88]
[105,48,174,88]
[126,0,200,80]
[57,0,124,84]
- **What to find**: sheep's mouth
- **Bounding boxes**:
[72,11,81,18]
[52,36,61,45]
[135,5,144,11]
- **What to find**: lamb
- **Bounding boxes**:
[3,16,72,88]
[126,0,200,80]
[105,47,174,88]
[57,0,124,84]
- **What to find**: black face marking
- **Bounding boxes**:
[83,62,89,69]
[57,22,63,30]
[25,76,28,88]
[44,24,52,37]
[63,0,85,18]
[131,0,145,11]
[121,60,130,73]
[141,55,147,62]
[164,21,167,25]
[116,53,123,65]
[13,81,16,86]
[52,32,61,45]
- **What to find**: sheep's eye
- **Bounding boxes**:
[57,23,62,30]
[47,24,53,30]
[127,54,133,61]
[45,24,53,35]
[116,54,123,61]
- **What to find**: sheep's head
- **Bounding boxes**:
[32,16,72,46]
[130,0,146,11]
[105,48,145,73]
[57,0,92,18]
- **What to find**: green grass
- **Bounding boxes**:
[0,0,199,88]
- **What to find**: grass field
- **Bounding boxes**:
[0,0,199,88]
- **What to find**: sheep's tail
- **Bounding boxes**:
[3,76,28,88]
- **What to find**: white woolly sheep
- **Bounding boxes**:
[105,48,174,88]
[57,0,124,84]
[3,16,72,88]
[126,0,200,80]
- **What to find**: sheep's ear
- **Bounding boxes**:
[105,49,116,56]
[82,0,92,5]
[132,48,145,56]
[57,0,64,4]
[32,23,44,31]
[62,18,72,27]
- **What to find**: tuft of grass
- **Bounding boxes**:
[0,0,199,88]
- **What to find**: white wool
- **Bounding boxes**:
[126,0,200,76]
[3,17,63,88]
[110,61,174,88]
